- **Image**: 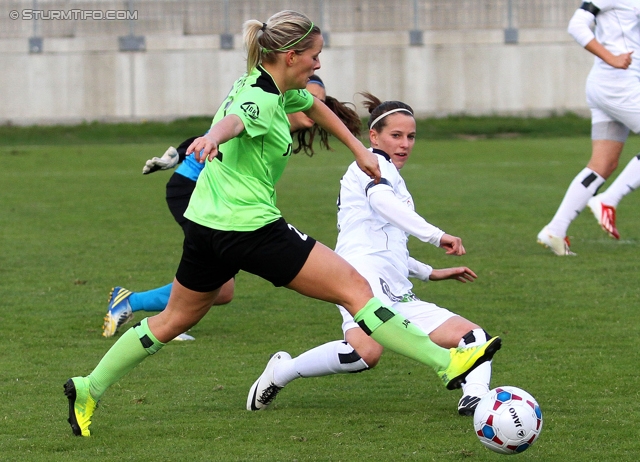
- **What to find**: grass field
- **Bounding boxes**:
[1,121,640,461]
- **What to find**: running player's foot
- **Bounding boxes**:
[247,351,291,411]
[458,394,483,416]
[537,226,576,256]
[103,287,134,337]
[438,337,501,390]
[64,377,97,437]
[173,333,195,341]
[587,195,620,239]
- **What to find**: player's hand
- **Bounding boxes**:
[609,51,633,69]
[355,147,381,183]
[187,134,219,162]
[142,146,179,174]
[429,267,477,283]
[439,233,465,255]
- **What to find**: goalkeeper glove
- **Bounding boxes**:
[142,146,179,174]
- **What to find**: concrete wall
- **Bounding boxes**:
[0,29,593,125]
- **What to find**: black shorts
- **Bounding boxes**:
[176,217,317,292]
[166,173,196,230]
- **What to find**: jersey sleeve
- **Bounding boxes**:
[224,87,278,139]
[408,257,433,282]
[368,189,445,246]
[363,159,396,196]
[283,89,314,114]
[567,6,596,47]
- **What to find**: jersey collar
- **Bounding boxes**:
[371,147,391,162]
[256,65,282,96]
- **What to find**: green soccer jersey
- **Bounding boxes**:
[184,66,314,231]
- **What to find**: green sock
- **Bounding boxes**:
[353,297,450,371]
[88,318,165,400]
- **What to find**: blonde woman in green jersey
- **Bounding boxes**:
[65,10,501,437]
[102,74,362,340]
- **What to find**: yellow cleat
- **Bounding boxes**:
[64,377,97,437]
[438,336,502,390]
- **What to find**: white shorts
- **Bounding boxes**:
[586,74,640,134]
[339,299,457,336]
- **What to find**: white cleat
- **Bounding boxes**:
[247,351,291,411]
[587,195,620,240]
[537,226,576,256]
[172,333,195,341]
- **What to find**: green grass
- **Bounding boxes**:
[1,127,640,461]
[0,113,591,146]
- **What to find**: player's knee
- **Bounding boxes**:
[212,280,235,306]
[354,342,383,368]
[345,327,382,367]
[212,291,233,306]
[337,341,371,373]
[350,269,374,300]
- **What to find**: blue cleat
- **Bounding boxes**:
[102,287,134,338]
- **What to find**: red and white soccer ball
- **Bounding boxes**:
[473,386,543,455]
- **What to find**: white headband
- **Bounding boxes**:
[369,107,413,130]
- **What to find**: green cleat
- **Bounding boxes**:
[64,377,98,437]
[438,336,502,390]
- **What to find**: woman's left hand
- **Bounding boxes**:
[429,267,477,283]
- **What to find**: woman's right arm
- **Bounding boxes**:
[186,114,245,162]
[568,4,633,69]
[304,98,381,182]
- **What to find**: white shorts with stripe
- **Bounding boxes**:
[336,254,456,336]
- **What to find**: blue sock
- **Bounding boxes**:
[128,283,172,312]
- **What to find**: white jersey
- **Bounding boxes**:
[335,149,455,333]
[569,0,640,79]
[336,149,412,273]
[569,0,640,131]
[336,149,443,301]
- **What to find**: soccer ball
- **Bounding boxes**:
[473,386,543,455]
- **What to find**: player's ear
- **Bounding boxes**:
[285,50,297,66]
[369,128,378,146]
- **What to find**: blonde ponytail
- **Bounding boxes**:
[242,10,320,73]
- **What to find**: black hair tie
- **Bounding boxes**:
[261,23,267,32]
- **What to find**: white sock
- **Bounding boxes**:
[547,168,605,237]
[599,155,640,208]
[459,329,492,397]
[273,340,369,387]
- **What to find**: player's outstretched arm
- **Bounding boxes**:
[429,267,477,283]
[305,98,380,182]
[368,189,452,249]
